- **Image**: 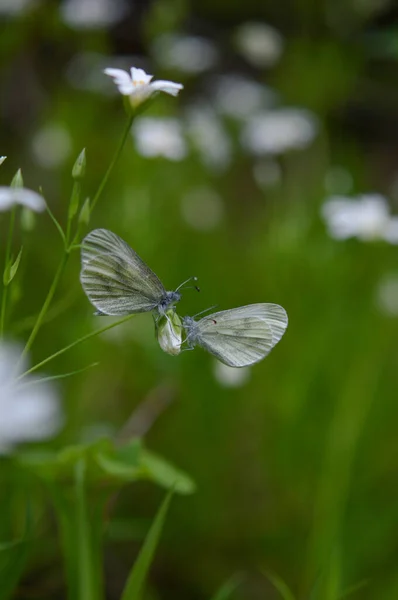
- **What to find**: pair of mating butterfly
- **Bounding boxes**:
[80,229,288,368]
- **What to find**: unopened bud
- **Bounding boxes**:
[72,148,86,181]
[78,197,91,227]
[157,309,182,356]
[11,168,23,188]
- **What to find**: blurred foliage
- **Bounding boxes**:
[2,0,398,599]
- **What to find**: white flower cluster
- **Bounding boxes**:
[0,343,62,453]
[321,194,398,243]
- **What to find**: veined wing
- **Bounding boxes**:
[80,253,162,315]
[81,228,165,295]
[198,304,288,344]
[194,304,288,367]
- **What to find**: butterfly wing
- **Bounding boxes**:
[80,229,166,315]
[193,303,288,367]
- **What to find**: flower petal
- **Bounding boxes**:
[131,67,153,84]
[149,80,183,96]
[104,67,134,95]
[15,189,46,212]
[0,156,6,166]
[0,188,16,211]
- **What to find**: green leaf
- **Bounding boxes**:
[95,439,142,480]
[3,247,23,286]
[264,570,296,600]
[210,574,244,600]
[120,489,173,600]
[140,448,196,495]
[45,202,66,244]
[0,503,32,600]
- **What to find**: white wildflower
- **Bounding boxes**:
[185,105,231,172]
[153,34,218,74]
[321,194,398,243]
[157,309,182,356]
[213,75,276,119]
[242,108,318,155]
[0,187,45,212]
[132,117,187,161]
[0,157,6,166]
[61,0,127,29]
[214,362,251,388]
[104,66,183,109]
[235,22,284,68]
[0,343,62,453]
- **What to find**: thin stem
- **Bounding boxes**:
[17,313,136,379]
[18,251,69,367]
[90,114,134,213]
[0,206,17,337]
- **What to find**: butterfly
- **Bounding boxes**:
[80,229,195,318]
[182,303,288,367]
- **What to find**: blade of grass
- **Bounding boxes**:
[120,489,173,600]
[210,573,244,600]
[264,570,296,600]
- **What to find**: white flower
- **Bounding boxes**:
[156,309,182,356]
[242,108,318,155]
[213,362,251,388]
[132,117,187,161]
[213,75,276,119]
[0,343,62,453]
[321,194,398,243]
[104,66,183,108]
[61,0,127,29]
[0,0,33,16]
[235,22,284,68]
[0,156,6,166]
[0,187,46,212]
[185,105,231,172]
[153,34,218,74]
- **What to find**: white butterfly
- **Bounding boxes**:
[182,303,288,367]
[80,229,194,318]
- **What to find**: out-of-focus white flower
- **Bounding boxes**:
[153,34,218,74]
[253,159,282,189]
[0,343,62,453]
[157,309,182,356]
[242,108,318,156]
[0,187,45,212]
[0,0,33,15]
[213,361,251,388]
[321,194,398,243]
[104,66,183,108]
[235,22,284,68]
[376,273,398,317]
[61,0,127,29]
[181,187,224,231]
[324,165,354,195]
[31,123,72,169]
[186,105,231,172]
[0,157,6,166]
[212,75,276,119]
[132,117,187,161]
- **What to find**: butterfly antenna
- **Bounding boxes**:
[192,305,218,319]
[175,276,200,292]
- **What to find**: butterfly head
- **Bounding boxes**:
[158,290,181,315]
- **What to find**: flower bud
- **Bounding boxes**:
[157,309,182,356]
[11,169,23,189]
[72,148,86,181]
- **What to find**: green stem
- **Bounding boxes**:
[90,115,134,214]
[18,251,69,366]
[0,206,17,337]
[17,313,136,379]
